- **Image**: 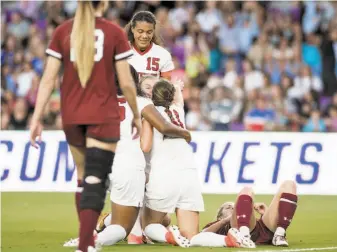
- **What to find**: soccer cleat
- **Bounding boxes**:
[64,233,97,248]
[127,233,144,244]
[167,225,190,248]
[75,246,98,252]
[64,238,79,247]
[224,228,241,248]
[96,212,110,233]
[236,229,256,248]
[272,234,289,247]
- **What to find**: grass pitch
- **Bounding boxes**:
[2,193,337,252]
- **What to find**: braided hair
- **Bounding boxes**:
[152,79,184,128]
[125,11,162,46]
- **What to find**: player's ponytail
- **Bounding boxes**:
[71,1,96,88]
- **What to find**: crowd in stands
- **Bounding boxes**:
[2,1,337,132]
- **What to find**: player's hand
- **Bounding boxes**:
[254,202,267,215]
[184,130,192,143]
[30,119,43,148]
[172,78,184,91]
[131,117,142,140]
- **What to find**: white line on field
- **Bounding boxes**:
[236,247,337,252]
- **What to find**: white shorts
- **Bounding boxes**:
[145,168,204,214]
[110,165,145,207]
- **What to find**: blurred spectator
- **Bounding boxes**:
[325,106,337,132]
[196,1,222,34]
[244,96,275,131]
[9,98,29,130]
[7,11,30,40]
[242,58,264,92]
[293,65,323,98]
[16,62,35,97]
[302,110,327,132]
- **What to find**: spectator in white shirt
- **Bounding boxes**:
[16,62,35,98]
[196,1,222,34]
[223,58,238,89]
[242,58,264,92]
[293,64,323,98]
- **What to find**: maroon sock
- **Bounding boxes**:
[277,193,297,230]
[75,180,83,220]
[235,194,253,228]
[78,209,100,252]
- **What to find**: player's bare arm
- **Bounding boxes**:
[141,105,191,142]
[160,71,172,80]
[140,119,153,153]
[202,216,231,233]
[172,79,184,108]
[116,60,140,119]
[30,57,61,147]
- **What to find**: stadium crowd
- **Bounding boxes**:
[2,1,337,132]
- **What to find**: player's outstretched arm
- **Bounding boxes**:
[142,105,191,143]
[116,60,140,120]
[202,216,231,233]
[140,119,153,153]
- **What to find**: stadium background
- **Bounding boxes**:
[1,1,337,252]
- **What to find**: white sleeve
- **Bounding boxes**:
[137,97,153,113]
[161,50,174,73]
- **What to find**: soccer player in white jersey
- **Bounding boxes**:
[139,79,247,248]
[63,67,191,248]
[126,11,174,80]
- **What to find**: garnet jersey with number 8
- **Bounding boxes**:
[127,43,174,78]
[46,18,133,125]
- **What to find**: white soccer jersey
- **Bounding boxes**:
[113,96,152,170]
[150,104,195,171]
[127,43,174,78]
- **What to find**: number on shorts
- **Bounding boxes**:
[70,29,104,62]
[118,97,126,122]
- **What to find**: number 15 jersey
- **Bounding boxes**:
[46,18,133,125]
[127,43,174,78]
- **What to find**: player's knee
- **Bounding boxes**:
[80,147,115,211]
[280,180,297,194]
[239,186,254,197]
[162,214,171,227]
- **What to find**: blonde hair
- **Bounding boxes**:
[71,1,96,88]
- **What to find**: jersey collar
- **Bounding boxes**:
[132,42,153,55]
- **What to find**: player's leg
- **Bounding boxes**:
[262,180,298,246]
[63,125,86,221]
[77,123,119,252]
[142,206,177,244]
[230,186,256,248]
[96,165,145,246]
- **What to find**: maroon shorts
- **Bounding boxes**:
[250,219,274,245]
[63,123,120,147]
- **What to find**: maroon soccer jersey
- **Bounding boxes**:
[46,18,133,125]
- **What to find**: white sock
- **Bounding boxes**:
[239,226,250,237]
[275,227,285,236]
[96,224,126,246]
[103,214,112,227]
[144,224,168,243]
[190,232,226,247]
[129,212,142,236]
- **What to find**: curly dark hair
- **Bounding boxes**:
[124,11,162,46]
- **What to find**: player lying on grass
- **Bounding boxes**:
[200,180,298,248]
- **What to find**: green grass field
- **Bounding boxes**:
[2,193,337,252]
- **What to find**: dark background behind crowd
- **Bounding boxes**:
[2,1,337,132]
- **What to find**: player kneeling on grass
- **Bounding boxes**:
[138,79,253,249]
[202,180,298,248]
